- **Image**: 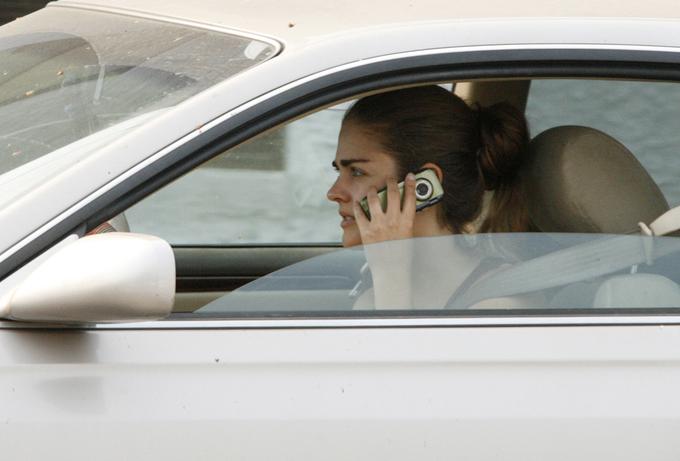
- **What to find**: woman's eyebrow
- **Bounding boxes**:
[331,158,370,168]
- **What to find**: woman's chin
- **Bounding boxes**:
[342,228,362,248]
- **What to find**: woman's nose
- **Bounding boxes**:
[327,177,350,203]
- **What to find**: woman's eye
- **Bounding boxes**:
[350,168,365,177]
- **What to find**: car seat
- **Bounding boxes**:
[523,125,680,308]
[524,125,669,234]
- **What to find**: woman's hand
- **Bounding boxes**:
[352,173,417,245]
[352,173,417,310]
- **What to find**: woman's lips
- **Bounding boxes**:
[340,215,355,228]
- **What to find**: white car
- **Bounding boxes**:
[2,0,680,459]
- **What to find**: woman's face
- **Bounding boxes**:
[327,122,400,247]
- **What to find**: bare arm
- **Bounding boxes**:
[352,174,417,309]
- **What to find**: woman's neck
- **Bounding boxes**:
[409,235,481,308]
[413,206,451,238]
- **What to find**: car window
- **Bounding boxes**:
[0,6,277,208]
[194,233,680,315]
[526,79,680,206]
[126,103,348,244]
[124,79,680,317]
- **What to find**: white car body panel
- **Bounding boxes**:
[2,321,680,459]
[55,0,680,46]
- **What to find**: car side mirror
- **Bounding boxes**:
[0,233,175,324]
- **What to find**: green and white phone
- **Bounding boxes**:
[359,168,444,219]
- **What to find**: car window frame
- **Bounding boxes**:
[5,45,680,328]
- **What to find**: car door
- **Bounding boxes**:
[3,44,680,461]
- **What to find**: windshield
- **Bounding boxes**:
[0,6,276,202]
[196,233,680,316]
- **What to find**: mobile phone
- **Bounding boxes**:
[359,168,444,219]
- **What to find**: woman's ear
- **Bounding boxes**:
[420,162,443,182]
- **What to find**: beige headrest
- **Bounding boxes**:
[524,126,669,234]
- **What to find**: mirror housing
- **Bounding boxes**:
[0,233,175,324]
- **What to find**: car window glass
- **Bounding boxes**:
[192,233,680,316]
[526,79,680,206]
[0,7,276,208]
[126,104,347,244]
[123,79,680,317]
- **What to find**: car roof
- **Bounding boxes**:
[54,0,680,49]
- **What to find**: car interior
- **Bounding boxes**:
[102,77,680,315]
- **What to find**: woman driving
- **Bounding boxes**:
[326,85,530,309]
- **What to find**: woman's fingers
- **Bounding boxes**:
[366,186,383,219]
[352,199,370,229]
[402,172,417,221]
[385,178,400,216]
[353,174,417,245]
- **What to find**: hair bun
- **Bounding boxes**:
[476,102,529,191]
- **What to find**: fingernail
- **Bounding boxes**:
[406,172,416,181]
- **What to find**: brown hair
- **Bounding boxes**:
[343,85,529,233]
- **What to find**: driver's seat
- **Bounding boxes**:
[524,125,669,234]
[524,125,680,308]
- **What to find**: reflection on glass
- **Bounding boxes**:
[198,233,680,315]
[126,105,344,244]
[0,6,276,204]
